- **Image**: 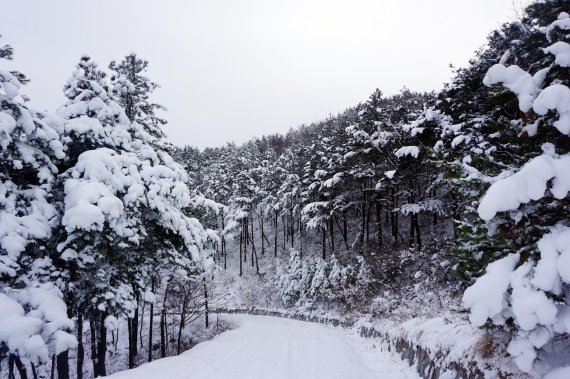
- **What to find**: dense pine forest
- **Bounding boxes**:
[2,0,570,378]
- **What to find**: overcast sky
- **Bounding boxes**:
[3,0,524,148]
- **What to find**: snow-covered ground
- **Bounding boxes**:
[106,314,420,379]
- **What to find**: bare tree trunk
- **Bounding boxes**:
[390,188,395,239]
[251,216,260,273]
[432,187,438,226]
[90,321,97,376]
[361,190,366,247]
[12,356,27,379]
[395,210,399,243]
[299,217,303,259]
[260,210,265,255]
[414,214,422,249]
[30,363,37,379]
[127,318,133,368]
[239,226,243,276]
[335,216,349,250]
[290,208,294,248]
[8,354,26,379]
[376,202,382,246]
[282,215,286,251]
[139,302,145,351]
[298,214,302,254]
[322,226,326,259]
[127,317,133,368]
[366,201,371,244]
[56,350,69,379]
[177,296,187,355]
[274,213,278,257]
[409,214,415,246]
[408,195,415,247]
[243,219,247,263]
[148,278,155,362]
[329,217,335,253]
[160,283,170,358]
[221,210,226,269]
[204,277,209,328]
[96,313,107,377]
[8,355,15,379]
[343,210,348,248]
[77,312,84,379]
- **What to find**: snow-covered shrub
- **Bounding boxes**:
[276,249,374,309]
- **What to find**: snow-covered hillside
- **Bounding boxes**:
[2,1,570,378]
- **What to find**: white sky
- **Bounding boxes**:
[3,0,524,148]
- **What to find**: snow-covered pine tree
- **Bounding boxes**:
[0,38,76,379]
[456,4,570,375]
[109,53,166,140]
[54,55,213,376]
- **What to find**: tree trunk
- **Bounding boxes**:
[250,216,260,273]
[322,227,326,259]
[139,302,145,351]
[298,214,302,254]
[361,189,366,247]
[160,282,170,358]
[250,219,254,268]
[282,215,286,251]
[329,217,335,253]
[243,219,247,263]
[127,319,133,369]
[343,211,348,247]
[30,363,37,379]
[409,213,415,246]
[335,216,349,250]
[90,321,97,377]
[204,277,209,328]
[148,278,155,362]
[10,355,26,379]
[290,208,294,248]
[56,349,69,379]
[274,213,278,257]
[14,356,27,379]
[8,355,15,379]
[395,211,399,243]
[376,202,382,246]
[77,312,84,379]
[366,200,371,244]
[432,188,438,226]
[239,226,243,276]
[390,188,395,239]
[177,296,187,355]
[414,214,422,249]
[221,210,226,269]
[96,314,107,377]
[160,312,166,359]
[260,211,265,255]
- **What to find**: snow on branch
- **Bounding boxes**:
[394,146,419,159]
[477,149,570,221]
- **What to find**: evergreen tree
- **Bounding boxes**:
[109,53,166,140]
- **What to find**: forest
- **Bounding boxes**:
[2,0,570,378]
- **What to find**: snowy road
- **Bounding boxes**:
[107,315,420,379]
